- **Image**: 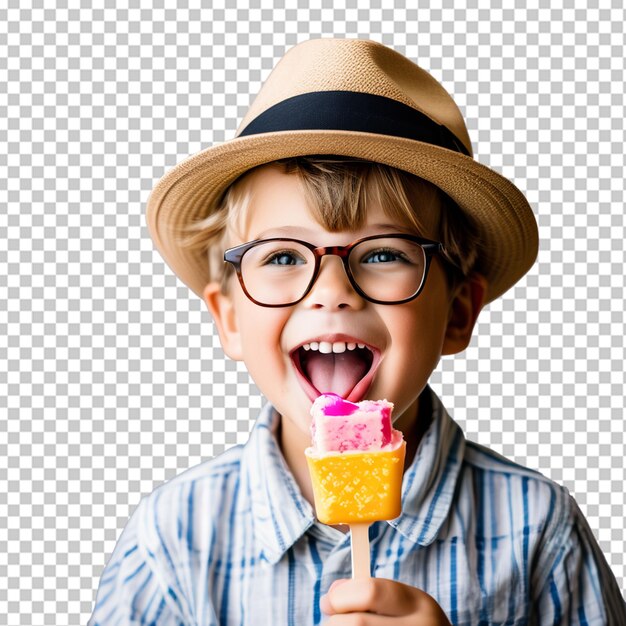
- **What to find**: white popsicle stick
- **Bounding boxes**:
[350,523,371,579]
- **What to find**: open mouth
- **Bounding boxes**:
[290,339,380,402]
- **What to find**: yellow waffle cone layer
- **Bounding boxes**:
[305,441,406,525]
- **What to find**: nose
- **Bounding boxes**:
[301,255,365,310]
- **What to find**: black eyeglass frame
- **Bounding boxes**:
[223,234,444,307]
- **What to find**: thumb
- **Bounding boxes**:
[320,579,349,615]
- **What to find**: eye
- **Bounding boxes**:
[264,249,307,266]
[361,248,407,264]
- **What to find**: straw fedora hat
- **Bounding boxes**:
[146,37,538,304]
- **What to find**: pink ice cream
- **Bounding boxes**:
[310,393,401,453]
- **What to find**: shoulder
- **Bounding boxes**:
[461,438,574,523]
[457,442,626,621]
[112,445,247,623]
[151,442,245,497]
[145,441,245,507]
[462,437,570,506]
[459,439,576,578]
[89,447,246,626]
[137,443,246,554]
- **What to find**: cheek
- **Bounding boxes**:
[235,303,289,363]
[387,305,447,363]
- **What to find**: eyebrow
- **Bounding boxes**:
[253,223,415,240]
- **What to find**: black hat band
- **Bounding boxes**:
[238,91,470,157]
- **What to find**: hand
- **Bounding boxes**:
[320,578,452,625]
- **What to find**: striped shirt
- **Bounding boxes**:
[89,387,625,625]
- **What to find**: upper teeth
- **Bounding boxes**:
[302,341,366,353]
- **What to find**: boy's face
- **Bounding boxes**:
[204,165,485,440]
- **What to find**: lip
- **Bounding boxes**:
[289,333,383,403]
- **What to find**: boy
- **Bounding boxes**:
[89,38,625,625]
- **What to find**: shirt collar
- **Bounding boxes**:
[391,386,466,546]
[241,404,316,565]
[241,386,465,564]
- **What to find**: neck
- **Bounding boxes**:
[277,411,317,508]
[396,388,432,472]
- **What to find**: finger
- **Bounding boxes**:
[322,578,418,616]
[325,612,409,625]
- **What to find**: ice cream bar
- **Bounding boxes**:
[305,393,406,526]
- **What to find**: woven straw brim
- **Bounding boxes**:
[146,129,538,304]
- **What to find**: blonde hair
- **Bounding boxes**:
[183,156,481,294]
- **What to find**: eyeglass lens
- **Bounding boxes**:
[239,237,427,305]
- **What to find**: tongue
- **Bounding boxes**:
[303,351,370,398]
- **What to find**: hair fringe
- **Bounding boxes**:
[181,156,481,293]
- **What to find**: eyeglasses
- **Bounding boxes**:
[223,234,443,307]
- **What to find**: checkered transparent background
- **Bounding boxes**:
[1,2,624,623]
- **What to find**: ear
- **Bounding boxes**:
[203,282,243,360]
[441,273,488,356]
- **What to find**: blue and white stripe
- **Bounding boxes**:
[89,387,625,625]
